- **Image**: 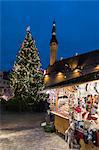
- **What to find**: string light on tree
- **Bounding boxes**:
[9,26,47,110]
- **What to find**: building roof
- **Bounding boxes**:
[44,50,99,88]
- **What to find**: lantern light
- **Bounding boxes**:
[95,65,99,70]
[45,74,48,77]
[58,72,63,75]
[64,75,67,79]
[74,68,80,73]
[74,68,83,75]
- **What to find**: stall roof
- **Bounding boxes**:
[47,50,99,74]
[44,50,99,88]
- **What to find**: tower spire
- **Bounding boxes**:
[50,20,58,66]
[50,20,58,45]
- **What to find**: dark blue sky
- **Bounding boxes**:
[1,1,99,71]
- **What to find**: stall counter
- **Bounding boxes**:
[51,111,69,135]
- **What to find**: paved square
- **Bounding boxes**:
[0,113,69,150]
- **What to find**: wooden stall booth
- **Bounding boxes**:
[44,50,99,148]
[45,85,80,134]
[44,50,99,133]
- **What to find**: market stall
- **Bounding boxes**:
[46,80,99,133]
[44,80,99,149]
[44,49,99,149]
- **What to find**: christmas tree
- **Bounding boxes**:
[9,26,46,110]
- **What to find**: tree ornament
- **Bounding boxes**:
[26,26,30,32]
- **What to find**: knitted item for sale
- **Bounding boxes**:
[82,112,97,120]
[75,106,81,113]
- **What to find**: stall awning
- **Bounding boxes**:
[44,71,99,90]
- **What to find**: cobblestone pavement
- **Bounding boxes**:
[0,112,70,150]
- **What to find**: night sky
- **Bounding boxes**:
[1,1,99,71]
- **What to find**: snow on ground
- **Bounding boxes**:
[0,112,69,150]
